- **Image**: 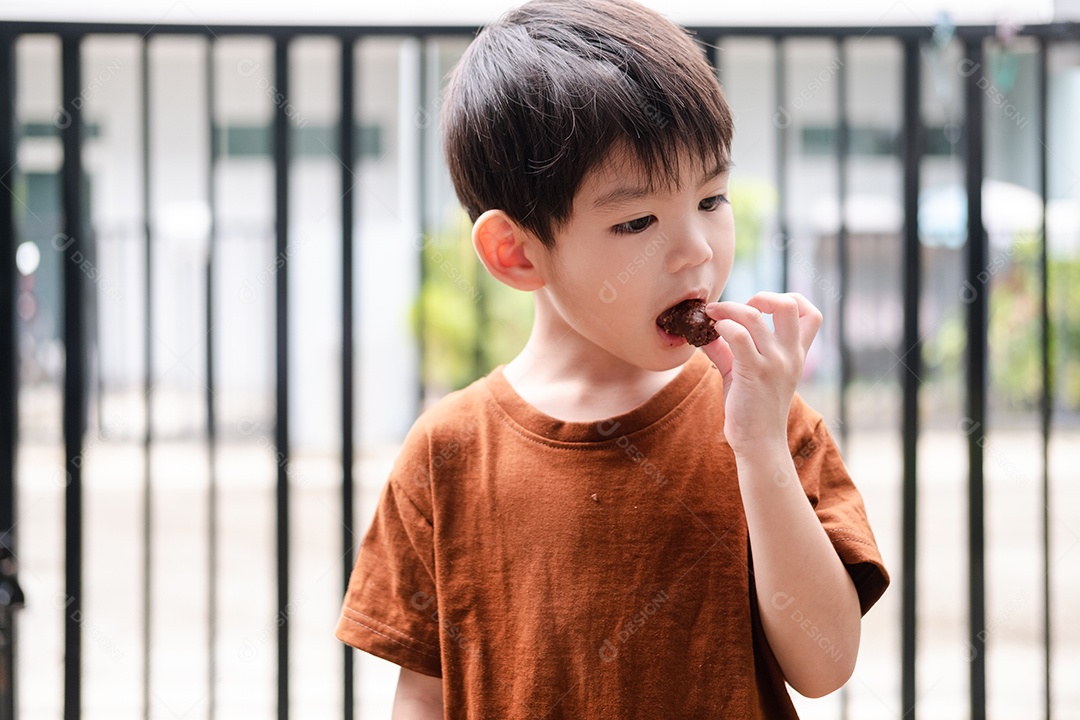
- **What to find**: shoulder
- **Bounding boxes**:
[390,372,497,488]
[411,373,496,445]
[385,372,510,521]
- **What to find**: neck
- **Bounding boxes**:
[502,295,685,422]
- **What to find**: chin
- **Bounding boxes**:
[644,343,697,372]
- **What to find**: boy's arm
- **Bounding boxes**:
[704,292,861,699]
[391,667,444,719]
[734,438,861,697]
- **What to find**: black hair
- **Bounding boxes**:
[441,0,734,247]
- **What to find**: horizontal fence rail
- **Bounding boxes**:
[1,16,1078,720]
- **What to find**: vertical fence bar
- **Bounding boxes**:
[773,38,790,293]
[205,36,219,720]
[900,35,922,720]
[835,36,850,442]
[774,38,789,293]
[273,34,292,720]
[1037,36,1052,720]
[60,32,86,720]
[0,29,15,532]
[773,37,790,293]
[139,36,153,720]
[0,24,24,720]
[415,37,428,412]
[339,33,357,720]
[834,37,851,720]
[962,34,987,720]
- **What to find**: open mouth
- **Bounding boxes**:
[656,299,719,347]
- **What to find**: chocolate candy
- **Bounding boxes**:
[657,299,719,347]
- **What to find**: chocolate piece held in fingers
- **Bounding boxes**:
[657,299,719,347]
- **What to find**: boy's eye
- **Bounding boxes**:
[700,194,729,211]
[612,215,655,235]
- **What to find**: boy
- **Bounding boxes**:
[336,0,889,717]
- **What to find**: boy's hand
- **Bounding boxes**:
[702,292,822,456]
[704,294,861,696]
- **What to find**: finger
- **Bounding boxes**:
[786,292,823,353]
[711,317,762,367]
[744,292,800,350]
[701,335,734,378]
[705,301,772,355]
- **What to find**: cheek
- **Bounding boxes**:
[567,247,633,299]
[547,254,615,317]
[718,238,735,269]
[714,221,736,270]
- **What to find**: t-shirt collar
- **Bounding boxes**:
[483,350,712,444]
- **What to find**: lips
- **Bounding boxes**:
[656,298,719,347]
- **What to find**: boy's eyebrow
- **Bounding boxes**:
[591,164,729,210]
[591,184,654,210]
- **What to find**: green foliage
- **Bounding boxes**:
[1049,244,1080,409]
[988,235,1042,409]
[412,216,533,393]
[478,273,534,376]
[987,236,1080,411]
[924,235,1080,412]
[728,179,777,261]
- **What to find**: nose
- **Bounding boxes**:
[665,222,713,274]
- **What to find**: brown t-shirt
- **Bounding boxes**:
[336,350,889,718]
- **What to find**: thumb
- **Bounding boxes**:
[702,336,734,378]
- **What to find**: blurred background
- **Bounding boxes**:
[1,0,1079,718]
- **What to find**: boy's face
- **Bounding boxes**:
[530,146,735,372]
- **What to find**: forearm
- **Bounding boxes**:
[391,667,444,720]
[736,441,861,698]
[391,697,443,720]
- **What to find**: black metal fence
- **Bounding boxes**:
[1,16,1078,720]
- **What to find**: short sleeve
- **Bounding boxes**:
[335,429,443,677]
[788,396,890,615]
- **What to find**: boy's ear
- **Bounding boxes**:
[472,209,546,292]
